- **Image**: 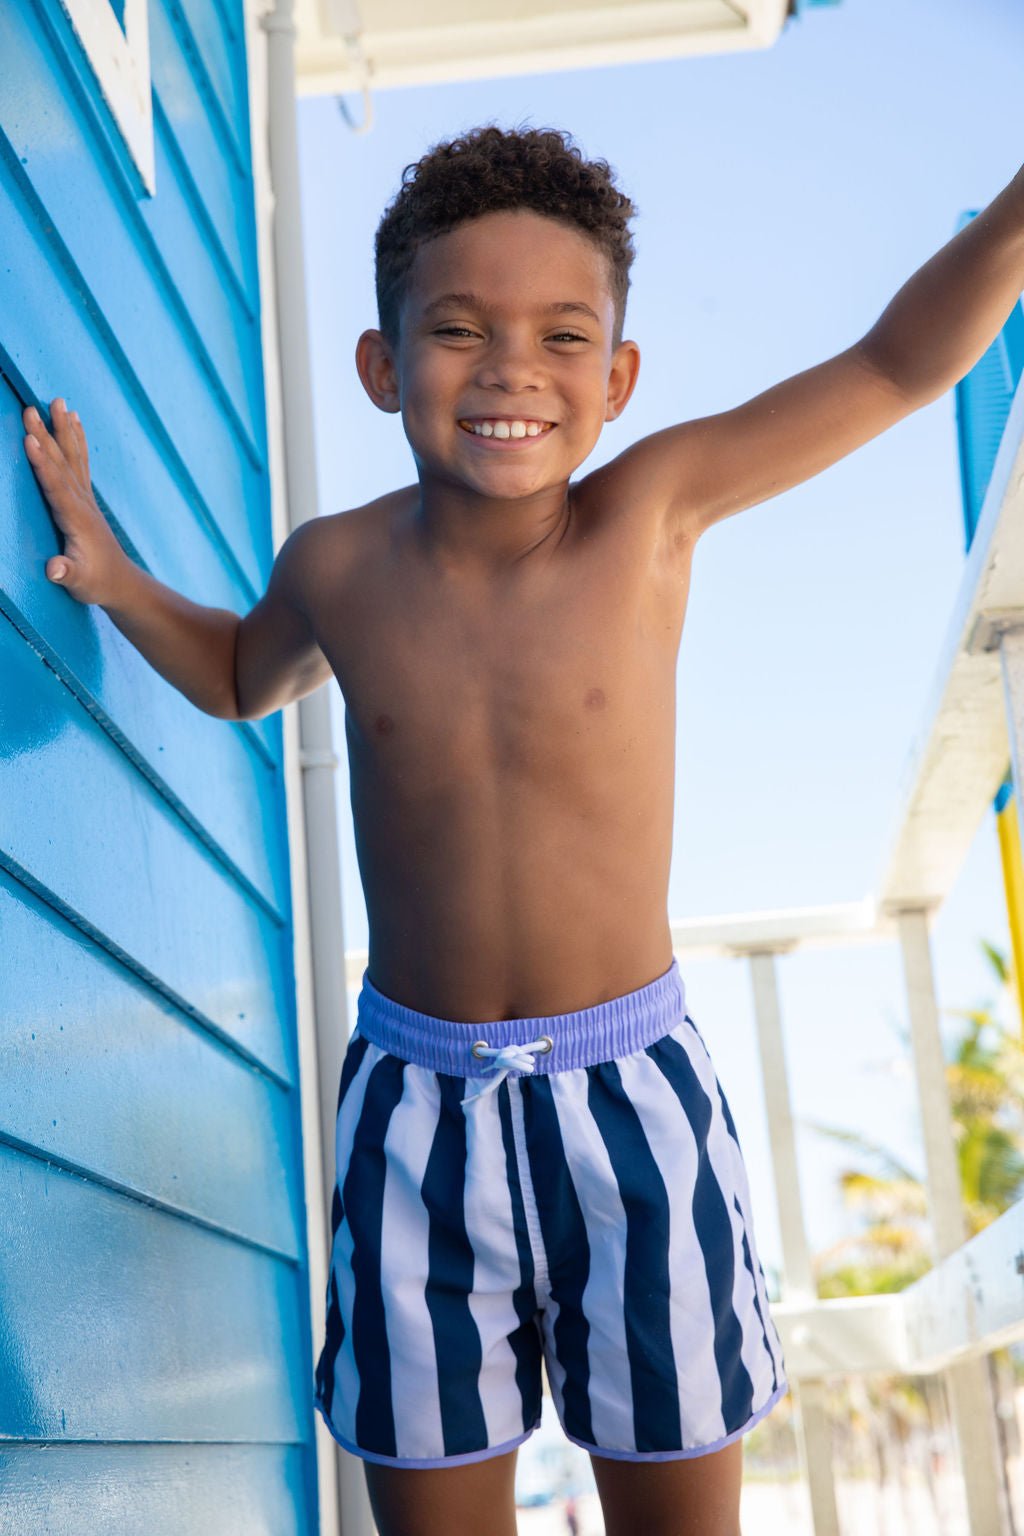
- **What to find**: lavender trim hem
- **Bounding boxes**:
[313,1396,540,1468]
[561,1380,790,1463]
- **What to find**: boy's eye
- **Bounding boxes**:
[433,326,588,343]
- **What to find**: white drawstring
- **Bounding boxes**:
[461,1036,553,1105]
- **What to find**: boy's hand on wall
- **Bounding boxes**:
[23,397,129,606]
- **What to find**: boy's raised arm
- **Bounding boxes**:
[622,163,1024,540]
[22,398,332,721]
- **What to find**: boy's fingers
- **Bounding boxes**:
[70,412,91,478]
[24,402,69,462]
[23,404,52,445]
[23,401,97,530]
[26,398,92,489]
[51,398,77,459]
[28,409,72,470]
[24,433,61,488]
[24,433,81,517]
[24,408,63,467]
[52,398,72,442]
[55,401,87,484]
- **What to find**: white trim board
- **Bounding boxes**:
[58,0,155,194]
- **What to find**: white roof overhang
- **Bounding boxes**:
[295,0,791,95]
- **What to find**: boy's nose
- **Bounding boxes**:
[474,347,545,393]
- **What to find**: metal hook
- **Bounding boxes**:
[336,34,374,135]
[337,82,374,135]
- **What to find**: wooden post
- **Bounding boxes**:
[896,908,1011,1535]
[748,951,840,1536]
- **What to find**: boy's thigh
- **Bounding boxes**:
[590,1439,744,1536]
[363,1447,520,1536]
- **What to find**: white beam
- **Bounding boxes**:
[897,909,968,1261]
[670,898,889,958]
[900,1201,1024,1372]
[773,1294,908,1379]
[344,900,897,987]
[295,0,790,95]
[773,1200,1024,1378]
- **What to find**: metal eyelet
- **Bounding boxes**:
[538,1035,554,1053]
[471,1040,490,1060]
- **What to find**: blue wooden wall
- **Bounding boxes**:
[0,2,320,1530]
[954,213,1024,548]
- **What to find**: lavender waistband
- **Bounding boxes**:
[353,959,688,1077]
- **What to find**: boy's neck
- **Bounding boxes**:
[409,475,574,573]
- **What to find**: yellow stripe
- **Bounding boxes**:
[996,790,1024,1036]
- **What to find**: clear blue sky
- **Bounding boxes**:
[296,0,1024,1279]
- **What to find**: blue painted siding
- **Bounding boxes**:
[954,210,1024,548]
[0,3,319,1530]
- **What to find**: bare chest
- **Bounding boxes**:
[314,514,692,787]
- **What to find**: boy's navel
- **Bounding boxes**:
[584,687,607,710]
[375,713,395,736]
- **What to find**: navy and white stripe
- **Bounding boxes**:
[313,962,788,1466]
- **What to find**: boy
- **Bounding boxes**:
[22,126,1024,1536]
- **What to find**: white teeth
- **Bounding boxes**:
[462,418,551,438]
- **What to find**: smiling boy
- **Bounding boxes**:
[22,126,1024,1535]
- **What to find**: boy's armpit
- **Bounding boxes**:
[607,341,913,541]
[234,518,335,720]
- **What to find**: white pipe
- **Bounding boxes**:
[258,1,375,1531]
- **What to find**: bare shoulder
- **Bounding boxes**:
[275,488,408,616]
[571,426,703,560]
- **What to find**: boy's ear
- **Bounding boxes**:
[355,329,402,414]
[605,340,641,422]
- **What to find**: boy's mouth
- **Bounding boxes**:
[457,417,555,441]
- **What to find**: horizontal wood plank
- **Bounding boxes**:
[0,620,296,1083]
[147,98,266,459]
[0,380,290,918]
[0,1443,316,1536]
[0,203,282,769]
[0,873,304,1258]
[149,0,259,307]
[0,1146,313,1443]
[171,0,251,177]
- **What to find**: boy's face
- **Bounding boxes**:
[356,210,640,504]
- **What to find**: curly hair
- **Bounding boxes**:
[374,124,638,347]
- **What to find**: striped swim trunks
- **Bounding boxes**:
[313,958,787,1467]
